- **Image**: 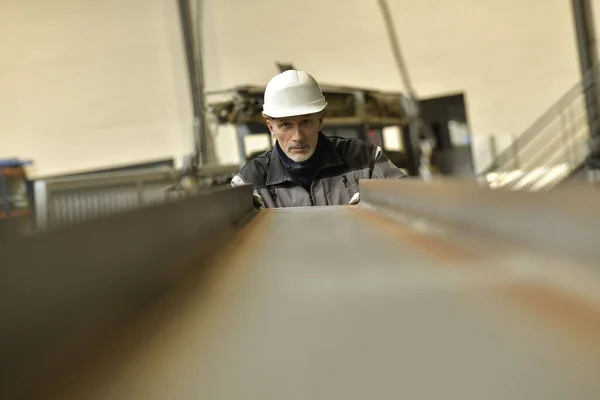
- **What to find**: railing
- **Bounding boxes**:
[483,66,600,190]
[33,167,181,231]
[30,162,241,232]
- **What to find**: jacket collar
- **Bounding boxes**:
[266,132,343,186]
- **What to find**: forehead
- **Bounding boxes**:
[273,113,318,123]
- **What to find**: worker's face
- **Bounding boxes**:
[267,112,323,162]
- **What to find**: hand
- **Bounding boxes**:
[349,192,360,205]
[253,194,265,209]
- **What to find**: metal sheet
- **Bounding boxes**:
[0,185,256,397]
[360,178,600,266]
[38,206,600,400]
[4,181,600,399]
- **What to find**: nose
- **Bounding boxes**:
[291,124,304,141]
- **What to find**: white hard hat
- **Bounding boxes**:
[262,70,327,118]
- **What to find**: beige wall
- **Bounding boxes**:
[203,0,583,171]
[0,0,194,178]
[0,1,590,175]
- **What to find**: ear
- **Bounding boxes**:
[317,112,324,130]
[266,119,275,137]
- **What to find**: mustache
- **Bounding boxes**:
[288,144,309,150]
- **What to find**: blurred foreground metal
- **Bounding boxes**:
[2,180,600,399]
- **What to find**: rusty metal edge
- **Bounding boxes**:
[0,184,256,395]
[359,179,600,266]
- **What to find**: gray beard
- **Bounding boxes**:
[285,148,315,163]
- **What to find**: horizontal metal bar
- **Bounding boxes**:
[359,179,600,266]
[40,164,240,192]
[195,163,240,178]
[0,185,256,397]
[42,167,178,192]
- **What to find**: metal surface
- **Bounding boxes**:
[3,181,600,399]
[572,0,600,153]
[377,0,415,98]
[360,179,600,266]
[177,0,216,165]
[0,185,256,398]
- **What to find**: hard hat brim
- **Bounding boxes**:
[262,102,327,119]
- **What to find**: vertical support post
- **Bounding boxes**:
[511,134,521,170]
[559,110,575,168]
[572,0,600,158]
[0,174,10,216]
[399,94,421,176]
[178,0,216,165]
[236,125,250,164]
[559,110,576,170]
[401,125,419,176]
[377,0,416,98]
[489,135,498,169]
[353,90,367,143]
[33,180,48,230]
[136,180,144,207]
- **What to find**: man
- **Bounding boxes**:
[231,70,406,208]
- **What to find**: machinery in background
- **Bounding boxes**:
[206,84,421,175]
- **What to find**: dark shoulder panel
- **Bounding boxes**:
[328,136,376,169]
[235,150,272,187]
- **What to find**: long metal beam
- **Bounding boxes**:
[3,181,600,399]
[0,185,255,397]
[360,179,600,266]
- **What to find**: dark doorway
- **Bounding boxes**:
[419,93,474,177]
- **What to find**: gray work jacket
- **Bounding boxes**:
[231,134,406,208]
